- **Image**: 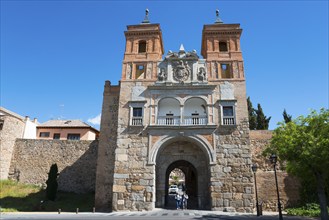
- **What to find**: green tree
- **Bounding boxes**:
[46,163,59,201]
[283,109,292,123]
[266,108,329,219]
[247,97,257,130]
[255,103,271,130]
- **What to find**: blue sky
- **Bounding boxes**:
[1,0,328,130]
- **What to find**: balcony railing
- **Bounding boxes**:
[157,116,208,126]
[131,117,143,126]
[223,117,235,125]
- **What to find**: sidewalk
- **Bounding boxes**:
[1,209,320,220]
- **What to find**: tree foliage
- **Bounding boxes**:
[247,97,257,130]
[283,109,292,123]
[255,103,271,130]
[46,163,59,201]
[265,108,329,219]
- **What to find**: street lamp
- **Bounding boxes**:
[270,154,283,220]
[251,164,261,216]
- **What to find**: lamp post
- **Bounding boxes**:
[251,164,261,216]
[270,154,283,220]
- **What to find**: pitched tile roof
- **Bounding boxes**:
[38,119,99,132]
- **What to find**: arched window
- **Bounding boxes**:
[138,41,147,53]
[219,42,228,52]
[157,98,180,125]
[184,98,208,125]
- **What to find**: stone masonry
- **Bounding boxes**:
[94,18,255,212]
[0,114,25,180]
[9,139,98,193]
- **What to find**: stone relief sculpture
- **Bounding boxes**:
[146,63,152,79]
[211,62,218,78]
[172,60,190,82]
[158,68,167,81]
[197,67,207,81]
[126,63,132,79]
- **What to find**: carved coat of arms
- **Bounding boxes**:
[172,60,191,82]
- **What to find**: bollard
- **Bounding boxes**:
[93,207,95,213]
[76,208,79,214]
[58,209,61,214]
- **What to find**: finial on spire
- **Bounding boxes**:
[141,8,150,24]
[215,9,223,24]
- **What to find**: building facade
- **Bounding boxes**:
[95,15,253,212]
[37,120,99,140]
[0,107,38,179]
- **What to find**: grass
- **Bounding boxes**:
[286,203,329,218]
[0,180,95,212]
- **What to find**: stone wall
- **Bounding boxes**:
[9,139,98,193]
[0,115,25,180]
[250,130,300,211]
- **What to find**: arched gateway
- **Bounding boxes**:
[154,138,212,209]
[95,11,255,213]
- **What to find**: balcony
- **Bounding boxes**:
[131,117,143,126]
[157,116,208,126]
[222,117,235,125]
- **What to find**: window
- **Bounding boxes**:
[67,134,80,140]
[53,133,60,140]
[219,42,228,52]
[132,107,143,126]
[0,119,4,130]
[191,113,199,125]
[138,41,146,53]
[135,64,145,79]
[129,101,146,126]
[39,132,50,138]
[221,63,232,78]
[221,102,236,126]
[166,113,174,125]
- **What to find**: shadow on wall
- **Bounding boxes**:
[57,140,98,193]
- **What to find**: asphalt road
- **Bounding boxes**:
[0,209,319,220]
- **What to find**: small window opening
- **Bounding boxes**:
[191,113,200,125]
[166,113,174,125]
[132,107,143,126]
[221,64,232,78]
[138,41,147,53]
[0,119,4,130]
[135,64,145,79]
[39,132,50,138]
[67,133,80,140]
[222,106,235,125]
[219,42,228,52]
[53,133,60,140]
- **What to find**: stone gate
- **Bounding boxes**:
[95,12,254,212]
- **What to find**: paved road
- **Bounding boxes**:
[0,209,319,220]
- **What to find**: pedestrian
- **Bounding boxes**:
[182,192,189,209]
[175,192,181,210]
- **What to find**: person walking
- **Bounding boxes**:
[175,192,181,210]
[182,192,189,209]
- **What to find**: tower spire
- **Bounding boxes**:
[215,9,223,24]
[141,8,150,24]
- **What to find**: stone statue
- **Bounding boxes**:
[197,67,207,81]
[158,68,167,81]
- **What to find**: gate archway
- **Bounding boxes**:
[155,139,211,210]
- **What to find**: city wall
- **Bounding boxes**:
[7,130,300,210]
[8,139,98,193]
